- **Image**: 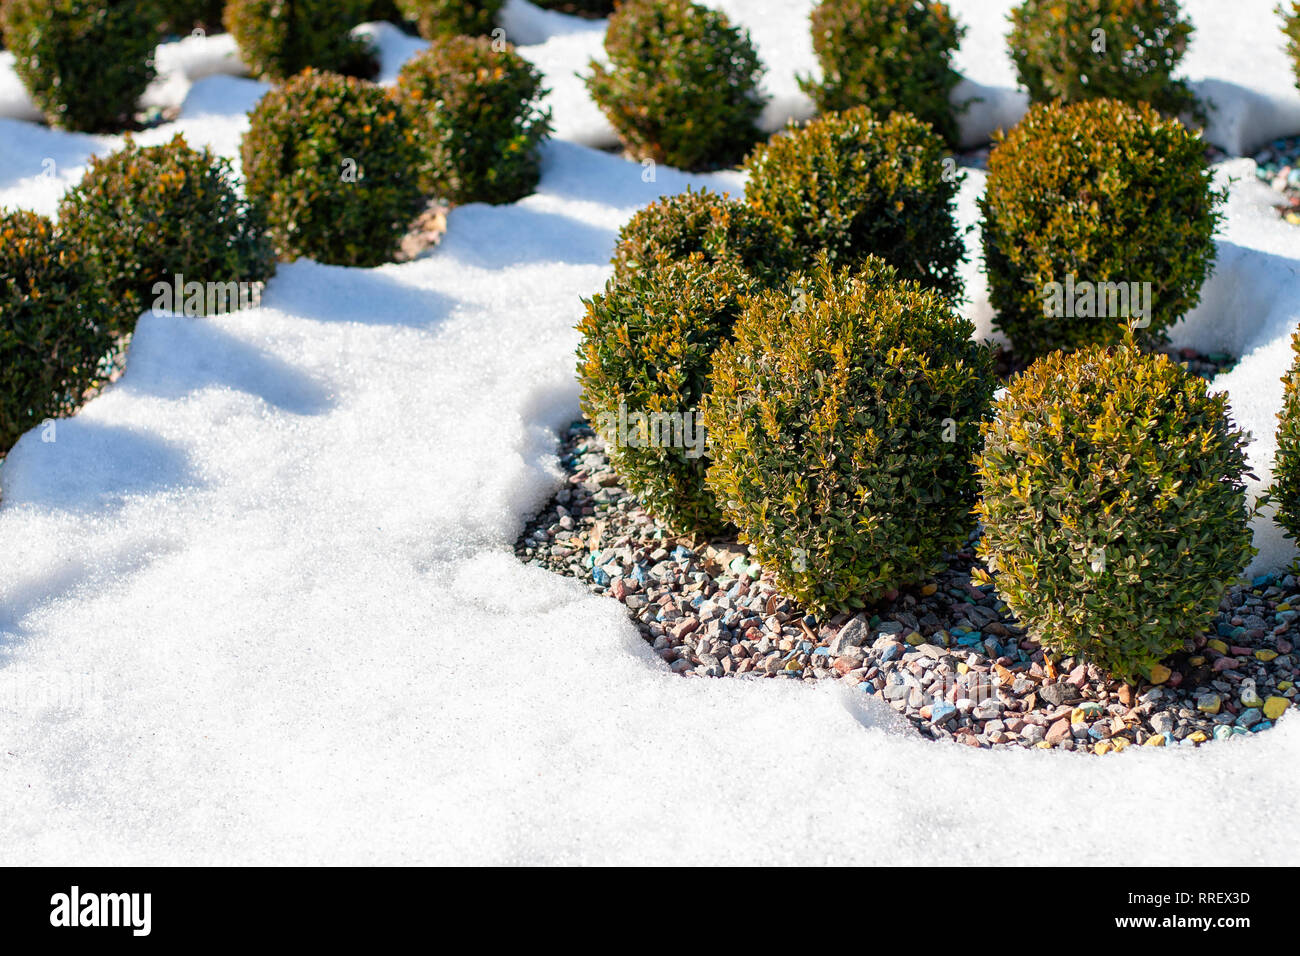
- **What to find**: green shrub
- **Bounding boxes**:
[1007,0,1198,118]
[578,256,753,535]
[0,0,161,131]
[531,0,615,16]
[224,0,375,80]
[702,255,997,614]
[611,188,795,287]
[1283,3,1300,90]
[57,134,276,335]
[242,69,426,267]
[0,209,118,454]
[975,341,1255,681]
[800,0,966,148]
[585,0,767,171]
[1270,329,1300,540]
[394,0,502,38]
[979,98,1222,361]
[742,107,964,301]
[393,35,551,204]
[162,0,226,33]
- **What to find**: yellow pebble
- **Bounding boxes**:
[1256,649,1279,662]
[1279,681,1294,692]
[1148,664,1171,685]
[1208,639,1228,653]
[1263,696,1289,720]
[1094,741,1112,755]
[1111,737,1129,751]
[1144,734,1166,747]
[920,583,938,597]
[1189,731,1208,744]
[957,662,969,675]
[1189,656,1205,666]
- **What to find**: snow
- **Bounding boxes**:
[0,1,1298,865]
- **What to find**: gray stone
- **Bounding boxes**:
[830,615,870,655]
[1039,682,1079,706]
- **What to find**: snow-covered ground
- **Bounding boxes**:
[0,0,1298,864]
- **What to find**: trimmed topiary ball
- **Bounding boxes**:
[585,0,768,171]
[58,134,277,335]
[242,69,427,267]
[742,107,965,301]
[1,0,161,131]
[800,0,967,148]
[224,0,376,81]
[611,188,795,287]
[1283,3,1300,90]
[702,255,997,614]
[578,256,754,536]
[0,209,118,454]
[976,341,1256,681]
[1270,328,1300,541]
[393,35,551,204]
[395,0,501,39]
[1007,0,1198,118]
[979,98,1222,361]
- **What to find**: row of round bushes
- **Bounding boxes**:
[582,0,1300,172]
[0,0,516,130]
[597,93,1221,364]
[1,30,553,455]
[9,0,1297,147]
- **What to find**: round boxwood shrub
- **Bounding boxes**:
[979,98,1222,361]
[742,107,964,301]
[0,0,161,131]
[975,341,1255,681]
[799,0,966,148]
[702,255,997,614]
[242,69,427,267]
[395,0,501,39]
[0,209,118,454]
[585,0,768,171]
[224,0,375,80]
[611,188,795,287]
[1270,328,1300,540]
[578,256,754,535]
[1284,3,1300,90]
[58,134,276,335]
[1007,0,1198,118]
[393,35,551,205]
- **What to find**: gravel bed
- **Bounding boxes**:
[516,403,1298,753]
